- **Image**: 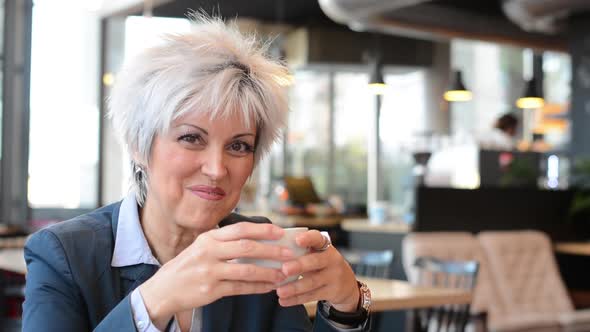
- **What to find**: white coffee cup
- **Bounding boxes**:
[368,201,389,225]
[237,227,309,284]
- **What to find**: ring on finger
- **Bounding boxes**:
[315,231,332,252]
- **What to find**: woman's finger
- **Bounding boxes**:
[210,222,284,242]
[294,230,325,250]
[276,268,332,299]
[278,285,329,307]
[215,262,287,284]
[213,239,296,261]
[214,280,277,298]
[281,250,331,277]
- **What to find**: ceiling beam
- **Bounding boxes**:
[368,4,567,51]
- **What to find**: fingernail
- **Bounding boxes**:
[273,227,284,236]
[281,248,294,257]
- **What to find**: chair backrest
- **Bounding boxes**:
[414,256,479,289]
[402,232,498,314]
[412,256,479,332]
[478,230,574,328]
[340,249,394,279]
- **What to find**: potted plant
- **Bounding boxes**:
[568,158,590,239]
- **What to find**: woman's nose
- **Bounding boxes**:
[201,147,228,180]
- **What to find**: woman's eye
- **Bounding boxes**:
[228,141,254,155]
[178,134,203,144]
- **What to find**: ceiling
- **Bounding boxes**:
[110,0,590,51]
[318,0,590,51]
[98,0,145,15]
[120,0,332,25]
[55,0,144,16]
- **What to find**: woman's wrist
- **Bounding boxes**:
[139,279,175,329]
[330,286,360,313]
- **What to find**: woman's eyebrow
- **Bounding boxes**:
[233,133,255,139]
[177,124,208,135]
[175,124,254,139]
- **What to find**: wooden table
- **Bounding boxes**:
[341,219,411,234]
[554,242,590,256]
[0,248,26,274]
[305,277,472,317]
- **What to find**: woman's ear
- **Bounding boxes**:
[131,151,148,168]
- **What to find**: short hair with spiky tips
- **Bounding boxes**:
[108,13,290,205]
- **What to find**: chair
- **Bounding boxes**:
[403,233,497,315]
[340,249,394,279]
[339,248,393,331]
[478,231,590,332]
[410,256,479,332]
[0,270,24,332]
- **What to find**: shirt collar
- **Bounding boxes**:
[111,191,161,267]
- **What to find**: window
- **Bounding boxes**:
[380,70,427,211]
[285,70,331,197]
[28,2,101,208]
[450,40,525,136]
[332,72,371,204]
[541,51,571,148]
[267,68,428,209]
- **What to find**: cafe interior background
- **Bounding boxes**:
[3,0,590,331]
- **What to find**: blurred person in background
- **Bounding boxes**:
[22,14,370,332]
[479,113,519,150]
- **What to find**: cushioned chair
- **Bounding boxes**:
[403,233,492,332]
[478,231,590,332]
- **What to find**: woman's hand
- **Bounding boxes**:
[276,230,360,313]
[139,222,294,329]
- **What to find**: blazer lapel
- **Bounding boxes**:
[202,296,234,332]
[118,264,159,297]
[109,199,159,296]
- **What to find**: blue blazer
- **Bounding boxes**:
[22,202,368,331]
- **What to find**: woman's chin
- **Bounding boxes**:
[178,211,229,230]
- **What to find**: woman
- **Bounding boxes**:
[23,15,371,332]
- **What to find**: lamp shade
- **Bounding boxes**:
[444,70,472,102]
[516,78,545,109]
[368,61,387,95]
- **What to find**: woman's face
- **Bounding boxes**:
[145,111,256,232]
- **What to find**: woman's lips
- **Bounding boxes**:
[188,185,226,201]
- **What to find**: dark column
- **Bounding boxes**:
[1,0,33,226]
[425,42,451,135]
[99,16,127,205]
[569,14,590,158]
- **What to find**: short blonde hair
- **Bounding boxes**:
[108,13,290,205]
